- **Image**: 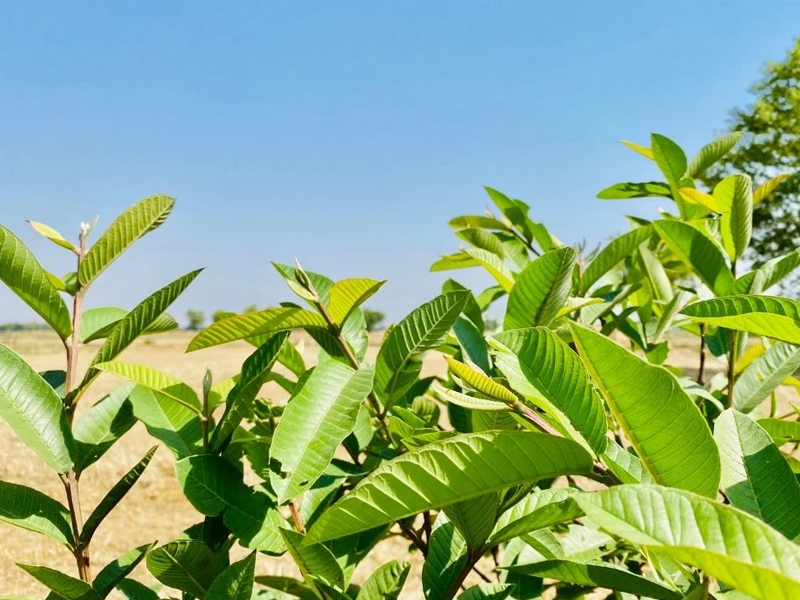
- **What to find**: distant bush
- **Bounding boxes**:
[363,308,385,331]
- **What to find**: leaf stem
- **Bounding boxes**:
[728,261,738,408]
[697,323,707,385]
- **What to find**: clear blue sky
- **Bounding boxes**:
[1,1,798,325]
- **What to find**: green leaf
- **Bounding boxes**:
[581,226,653,292]
[270,359,374,504]
[27,220,78,252]
[716,175,753,261]
[570,323,720,497]
[433,384,509,412]
[328,278,386,326]
[638,245,672,302]
[444,357,516,403]
[753,173,789,206]
[743,249,800,294]
[449,215,509,230]
[458,584,514,600]
[211,333,288,450]
[601,439,653,484]
[0,226,72,338]
[491,328,608,455]
[306,431,593,544]
[444,493,501,551]
[490,488,582,546]
[206,552,256,600]
[17,564,100,600]
[73,384,136,473]
[759,418,800,444]
[355,560,410,600]
[146,539,225,597]
[651,133,687,186]
[463,248,515,292]
[682,296,800,345]
[0,343,74,473]
[576,484,800,600]
[253,575,318,600]
[504,247,576,329]
[685,132,743,178]
[423,514,468,600]
[280,528,346,590]
[735,342,800,412]
[92,543,152,599]
[0,480,74,547]
[456,228,507,257]
[653,220,733,296]
[80,307,177,343]
[508,560,680,600]
[81,447,157,546]
[129,385,202,458]
[715,410,800,539]
[94,362,199,414]
[115,579,159,600]
[596,182,672,200]
[188,307,326,351]
[374,292,468,402]
[78,269,202,393]
[174,454,287,554]
[79,195,174,286]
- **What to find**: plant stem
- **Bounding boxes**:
[289,500,304,533]
[506,226,541,257]
[697,324,706,385]
[62,232,91,582]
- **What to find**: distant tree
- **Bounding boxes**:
[186,309,205,331]
[701,37,800,270]
[363,309,385,332]
[483,316,500,333]
[212,309,234,323]
[0,322,50,332]
[243,304,259,313]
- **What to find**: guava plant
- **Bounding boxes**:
[3,131,800,600]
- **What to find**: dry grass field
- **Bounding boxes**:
[0,330,791,598]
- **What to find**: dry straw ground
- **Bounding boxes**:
[0,330,783,598]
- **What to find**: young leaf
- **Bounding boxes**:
[580,226,653,292]
[206,552,257,600]
[270,359,374,504]
[17,564,100,600]
[79,195,174,286]
[280,528,346,590]
[570,324,720,497]
[92,543,152,599]
[463,248,515,292]
[146,539,225,597]
[678,188,720,212]
[596,181,672,200]
[620,139,654,159]
[80,447,157,546]
[735,342,800,412]
[491,328,608,455]
[210,332,289,450]
[374,292,468,402]
[653,220,734,296]
[73,384,136,474]
[0,344,74,473]
[188,307,326,351]
[753,173,789,206]
[77,269,203,394]
[27,220,78,252]
[490,488,582,546]
[682,295,800,345]
[444,357,516,403]
[94,362,200,413]
[716,410,800,539]
[328,278,386,326]
[0,226,72,338]
[576,485,800,600]
[651,133,687,188]
[0,480,74,547]
[356,560,410,600]
[504,247,576,329]
[508,560,680,600]
[758,418,800,444]
[306,431,593,544]
[716,174,753,261]
[685,131,743,178]
[601,439,653,485]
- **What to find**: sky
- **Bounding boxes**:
[1,1,799,326]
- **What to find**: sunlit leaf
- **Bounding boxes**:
[682,296,800,345]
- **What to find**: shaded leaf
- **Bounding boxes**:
[17,564,99,600]
[0,480,73,547]
[146,539,225,597]
[92,543,152,599]
[206,552,256,600]
[73,384,136,474]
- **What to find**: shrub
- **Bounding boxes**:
[1,133,799,599]
[186,309,205,330]
[363,308,386,331]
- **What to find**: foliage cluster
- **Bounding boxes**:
[2,131,800,600]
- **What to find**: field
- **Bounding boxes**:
[0,330,775,598]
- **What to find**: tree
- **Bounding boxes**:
[243,304,258,313]
[212,309,233,322]
[702,37,800,269]
[186,309,205,330]
[363,308,385,332]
